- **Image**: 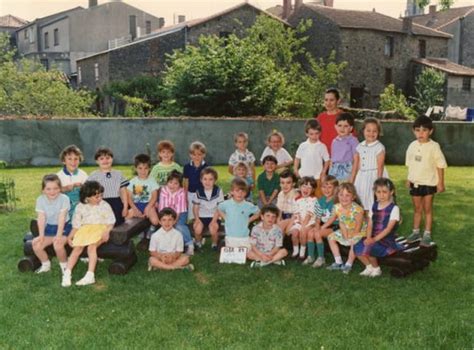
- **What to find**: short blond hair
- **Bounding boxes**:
[234,132,249,143]
[266,130,285,145]
[189,141,207,154]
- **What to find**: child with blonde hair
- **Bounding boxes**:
[228,132,256,184]
[260,130,293,171]
[183,141,209,220]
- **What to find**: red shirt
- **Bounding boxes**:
[316,111,341,155]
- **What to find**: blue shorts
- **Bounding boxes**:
[134,202,148,214]
[44,223,72,237]
[329,162,352,181]
[199,217,221,230]
[282,212,292,220]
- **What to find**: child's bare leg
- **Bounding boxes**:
[247,250,260,261]
[66,246,84,271]
[412,196,423,230]
[53,236,68,263]
[290,229,300,257]
[270,248,288,263]
[171,254,190,268]
[422,195,434,232]
[278,219,291,233]
[87,244,99,272]
[328,239,341,262]
[357,255,370,266]
[149,256,174,270]
[147,207,159,226]
[209,221,220,245]
[193,220,204,243]
[32,236,54,263]
[346,246,356,265]
[368,256,379,268]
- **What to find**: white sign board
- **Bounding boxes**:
[219,247,247,264]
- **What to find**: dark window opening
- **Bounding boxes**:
[462,77,471,91]
[44,32,49,49]
[419,40,426,58]
[385,68,393,85]
[54,28,59,46]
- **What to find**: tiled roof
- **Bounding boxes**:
[304,4,451,38]
[411,6,474,30]
[413,58,474,76]
[0,15,28,28]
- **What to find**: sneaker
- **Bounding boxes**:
[326,262,343,271]
[369,267,382,277]
[359,266,374,276]
[291,253,299,259]
[61,272,72,288]
[35,264,51,274]
[212,244,218,252]
[185,245,195,256]
[273,259,286,266]
[302,256,315,265]
[183,264,195,272]
[312,257,326,268]
[420,234,433,247]
[147,263,153,272]
[76,273,95,286]
[250,261,260,268]
[406,232,421,243]
[259,261,272,267]
[341,264,352,274]
[80,257,89,263]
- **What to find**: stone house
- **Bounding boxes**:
[287,3,451,108]
[15,0,163,78]
[410,5,474,68]
[0,15,28,46]
[76,3,287,91]
[411,58,474,108]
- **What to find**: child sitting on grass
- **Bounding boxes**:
[62,181,115,287]
[257,155,280,208]
[56,145,88,218]
[150,140,182,186]
[217,178,260,249]
[192,167,224,251]
[248,205,288,267]
[148,208,194,272]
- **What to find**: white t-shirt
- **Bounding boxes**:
[295,139,330,179]
[260,147,293,166]
[149,227,184,253]
[294,196,317,225]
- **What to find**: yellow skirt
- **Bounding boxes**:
[72,224,107,247]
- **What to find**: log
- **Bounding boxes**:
[108,252,137,275]
[109,218,150,245]
[18,256,41,272]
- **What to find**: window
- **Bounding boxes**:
[419,40,426,58]
[78,67,82,84]
[146,21,151,34]
[44,32,49,49]
[462,77,471,91]
[94,63,99,82]
[28,28,34,43]
[384,36,394,57]
[24,29,28,40]
[385,68,393,85]
[54,28,59,46]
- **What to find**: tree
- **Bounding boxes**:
[439,0,454,10]
[379,84,416,119]
[412,68,445,114]
[415,0,430,9]
[0,33,92,116]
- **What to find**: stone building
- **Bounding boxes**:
[15,0,163,77]
[288,3,451,108]
[410,5,474,68]
[0,15,28,46]
[76,3,287,90]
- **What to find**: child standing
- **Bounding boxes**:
[217,178,260,249]
[88,147,129,226]
[294,120,330,185]
[257,155,280,208]
[276,170,298,233]
[192,167,224,251]
[324,183,367,274]
[150,140,182,187]
[248,205,288,267]
[259,131,293,171]
[315,88,343,155]
[288,177,318,260]
[351,118,388,211]
[56,145,88,218]
[329,113,359,182]
[233,162,254,201]
[148,208,194,271]
[158,171,194,255]
[307,176,339,268]
[33,174,71,274]
[228,132,256,185]
[62,181,115,287]
[405,115,447,246]
[126,154,159,229]
[355,178,403,277]
[183,141,209,220]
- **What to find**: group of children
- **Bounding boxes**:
[31,88,447,286]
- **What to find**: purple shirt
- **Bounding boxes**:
[331,135,358,163]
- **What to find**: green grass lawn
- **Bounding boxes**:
[0,165,472,348]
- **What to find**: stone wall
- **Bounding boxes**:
[461,13,474,67]
[0,118,472,167]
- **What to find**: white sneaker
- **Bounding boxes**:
[312,257,326,268]
[359,266,374,276]
[185,245,194,256]
[302,256,315,265]
[369,267,382,277]
[80,257,89,263]
[35,263,51,274]
[61,272,72,287]
[76,273,95,286]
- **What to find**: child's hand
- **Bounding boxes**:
[144,205,155,218]
[364,237,375,245]
[132,207,144,218]
[74,182,82,188]
[261,254,272,262]
[67,236,74,247]
[437,183,445,193]
[405,180,411,189]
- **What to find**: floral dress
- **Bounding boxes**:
[328,202,367,246]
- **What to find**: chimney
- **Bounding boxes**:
[295,0,303,12]
[402,17,413,34]
[89,0,97,7]
[178,15,186,23]
[129,15,137,40]
[324,0,334,7]
[282,0,291,19]
[158,17,165,29]
[429,5,437,15]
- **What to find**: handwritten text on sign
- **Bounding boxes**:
[219,247,247,264]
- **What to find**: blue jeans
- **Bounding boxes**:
[176,212,192,247]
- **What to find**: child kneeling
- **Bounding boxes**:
[148,208,194,271]
[248,205,288,267]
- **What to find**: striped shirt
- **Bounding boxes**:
[158,186,187,214]
[356,140,386,171]
[88,170,129,199]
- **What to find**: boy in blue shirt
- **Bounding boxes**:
[217,178,260,249]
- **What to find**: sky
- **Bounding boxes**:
[1,0,473,25]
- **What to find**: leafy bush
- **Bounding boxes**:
[412,68,445,115]
[379,84,417,120]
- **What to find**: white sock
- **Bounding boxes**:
[299,246,306,257]
[63,268,71,276]
[59,262,67,270]
[345,262,353,268]
[334,256,343,264]
[42,260,51,268]
[366,264,374,271]
[85,271,95,279]
[292,246,299,256]
[372,266,381,272]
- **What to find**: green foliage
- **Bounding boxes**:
[0,161,7,169]
[439,0,455,10]
[415,0,430,8]
[379,84,417,120]
[0,33,93,117]
[123,95,152,118]
[412,68,445,114]
[159,16,346,118]
[0,177,16,211]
